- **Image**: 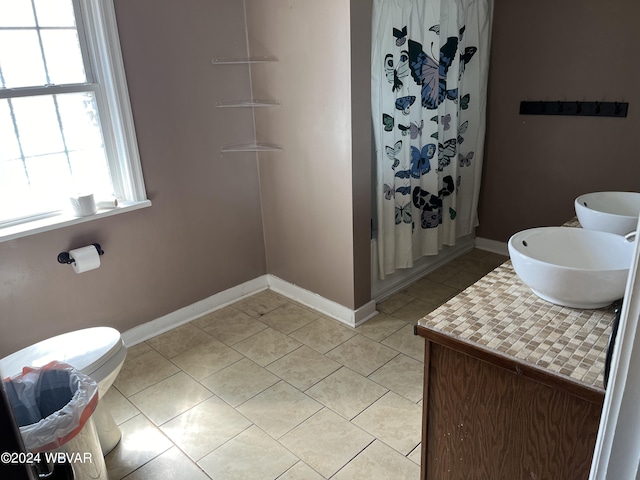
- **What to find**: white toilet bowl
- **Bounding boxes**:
[0,327,127,455]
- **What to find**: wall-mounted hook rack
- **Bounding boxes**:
[519,100,628,118]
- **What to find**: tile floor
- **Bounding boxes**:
[103,248,507,479]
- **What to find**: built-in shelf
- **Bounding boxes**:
[211,56,278,64]
[220,142,283,153]
[214,56,281,152]
[215,99,281,108]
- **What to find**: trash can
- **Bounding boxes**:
[4,361,108,480]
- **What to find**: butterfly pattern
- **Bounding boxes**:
[393,26,407,46]
[459,47,477,79]
[395,202,412,225]
[385,140,402,169]
[456,94,470,110]
[385,51,410,92]
[378,20,479,231]
[409,120,423,139]
[458,151,474,167]
[395,95,416,115]
[441,114,451,131]
[382,113,394,132]
[383,183,395,200]
[437,139,456,171]
[407,38,459,110]
[457,121,468,144]
[410,144,435,177]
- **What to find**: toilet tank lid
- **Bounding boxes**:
[0,327,124,379]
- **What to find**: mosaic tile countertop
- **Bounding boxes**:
[417,259,614,393]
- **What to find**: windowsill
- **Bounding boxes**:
[0,200,152,243]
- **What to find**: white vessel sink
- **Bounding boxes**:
[508,227,634,309]
[575,191,640,235]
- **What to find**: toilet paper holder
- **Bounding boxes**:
[57,244,104,265]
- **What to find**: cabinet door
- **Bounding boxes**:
[422,344,601,480]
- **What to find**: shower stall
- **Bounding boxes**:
[370,0,493,300]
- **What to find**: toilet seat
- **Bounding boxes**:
[0,327,124,383]
[1,327,127,455]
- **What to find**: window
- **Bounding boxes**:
[0,0,149,241]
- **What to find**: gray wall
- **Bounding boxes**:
[0,0,372,356]
[477,0,640,242]
[245,0,371,310]
[0,0,268,356]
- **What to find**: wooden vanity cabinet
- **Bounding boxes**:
[416,333,604,480]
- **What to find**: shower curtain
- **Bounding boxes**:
[372,0,493,279]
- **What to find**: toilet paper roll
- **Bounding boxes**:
[70,193,97,217]
[69,245,101,274]
[96,197,119,210]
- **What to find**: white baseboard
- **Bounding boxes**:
[122,275,378,346]
[122,276,269,346]
[267,274,378,327]
[474,236,509,256]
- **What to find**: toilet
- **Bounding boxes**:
[0,327,127,455]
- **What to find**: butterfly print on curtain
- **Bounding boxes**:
[378,19,478,232]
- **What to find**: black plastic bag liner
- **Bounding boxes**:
[3,361,98,452]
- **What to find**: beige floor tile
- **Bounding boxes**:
[352,392,422,456]
[266,345,341,390]
[381,324,425,361]
[408,444,422,464]
[105,253,502,480]
[232,328,302,366]
[332,439,420,480]
[145,323,213,359]
[200,358,280,407]
[105,414,173,480]
[376,293,414,314]
[128,372,212,425]
[280,408,374,478]
[237,381,322,439]
[403,278,460,304]
[390,299,440,323]
[448,250,507,275]
[232,289,288,318]
[278,461,325,479]
[355,312,408,342]
[170,338,243,380]
[327,334,398,376]
[424,264,461,283]
[197,425,298,480]
[121,446,210,480]
[289,316,357,354]
[161,396,251,461]
[114,350,180,397]
[102,387,139,425]
[368,353,424,402]
[442,269,487,290]
[306,367,388,420]
[259,301,320,334]
[192,305,268,345]
[124,342,153,361]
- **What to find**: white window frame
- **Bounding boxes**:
[0,0,150,242]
